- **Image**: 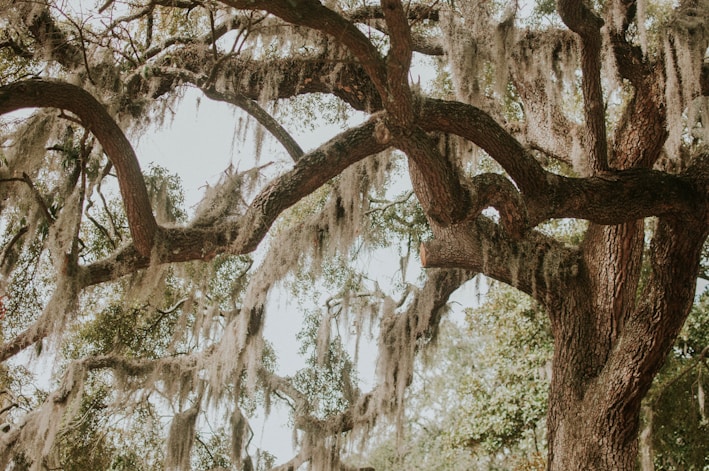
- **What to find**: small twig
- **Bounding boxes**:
[366,190,414,215]
[85,212,117,249]
[194,434,216,464]
[0,226,28,267]
[57,110,84,127]
[0,173,55,222]
[0,402,18,416]
[141,298,189,334]
[529,142,572,166]
[650,345,709,406]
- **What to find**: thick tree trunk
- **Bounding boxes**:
[547,387,640,469]
[544,215,707,470]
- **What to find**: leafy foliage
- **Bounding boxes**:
[642,288,709,470]
[358,281,551,470]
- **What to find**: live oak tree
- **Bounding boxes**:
[0,0,708,470]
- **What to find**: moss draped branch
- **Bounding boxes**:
[0,79,158,255]
[224,0,389,100]
[416,98,706,226]
[77,116,389,287]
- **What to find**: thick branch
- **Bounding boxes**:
[537,168,704,226]
[594,214,708,444]
[382,0,414,125]
[611,64,668,169]
[418,98,705,227]
[397,127,470,225]
[80,116,389,287]
[421,218,580,306]
[128,47,382,112]
[418,98,548,197]
[0,79,158,255]
[606,0,648,86]
[224,0,389,99]
[557,0,609,172]
[347,4,439,23]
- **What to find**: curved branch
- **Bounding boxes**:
[417,98,705,227]
[0,79,158,255]
[144,64,305,161]
[79,116,390,287]
[468,173,528,238]
[224,0,389,100]
[397,127,470,225]
[418,98,548,197]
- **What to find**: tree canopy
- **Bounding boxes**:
[0,0,708,469]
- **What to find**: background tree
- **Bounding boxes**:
[0,0,708,470]
[360,283,552,471]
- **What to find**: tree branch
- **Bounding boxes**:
[397,127,470,225]
[224,0,389,101]
[557,0,609,172]
[597,214,708,431]
[537,168,704,226]
[202,87,304,161]
[418,98,548,197]
[0,79,158,256]
[0,226,28,269]
[0,173,55,222]
[0,282,76,362]
[421,217,580,307]
[417,98,704,227]
[382,0,414,125]
[78,115,390,288]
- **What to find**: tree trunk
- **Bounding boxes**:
[545,215,707,470]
